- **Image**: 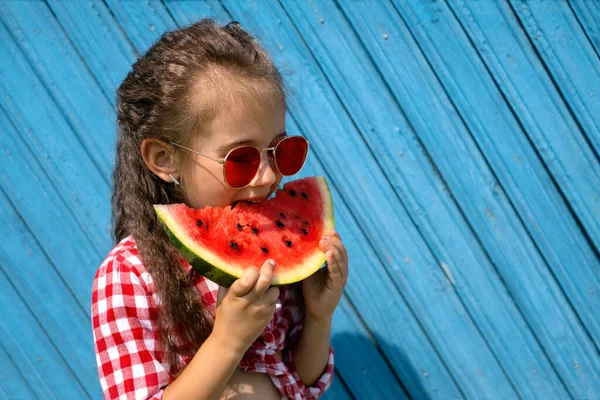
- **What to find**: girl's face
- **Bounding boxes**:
[180,92,286,208]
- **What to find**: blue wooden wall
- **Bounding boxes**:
[1,1,599,399]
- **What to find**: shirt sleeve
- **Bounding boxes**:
[91,256,170,399]
[282,285,335,399]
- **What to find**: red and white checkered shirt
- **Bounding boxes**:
[92,236,334,399]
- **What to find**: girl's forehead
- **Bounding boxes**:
[196,94,286,149]
[187,73,286,147]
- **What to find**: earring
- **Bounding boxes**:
[168,173,180,186]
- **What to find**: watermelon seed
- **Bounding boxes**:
[301,192,308,199]
[196,219,203,227]
[261,247,269,253]
[285,240,293,247]
[279,212,286,219]
[302,228,309,235]
[303,221,309,227]
[276,220,284,228]
[229,241,239,250]
[252,227,259,235]
[237,223,243,231]
[290,189,296,197]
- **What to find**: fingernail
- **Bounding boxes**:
[322,235,330,241]
[269,259,276,266]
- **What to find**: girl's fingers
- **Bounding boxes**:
[247,259,276,298]
[229,267,260,298]
[321,235,348,281]
[264,286,281,305]
[325,248,344,282]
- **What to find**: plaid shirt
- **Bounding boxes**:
[92,236,334,400]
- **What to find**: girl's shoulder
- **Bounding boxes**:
[93,235,153,291]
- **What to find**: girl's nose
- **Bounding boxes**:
[250,151,278,187]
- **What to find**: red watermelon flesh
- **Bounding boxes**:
[154,176,334,287]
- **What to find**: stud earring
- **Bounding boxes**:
[168,173,180,186]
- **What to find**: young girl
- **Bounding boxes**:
[91,18,348,400]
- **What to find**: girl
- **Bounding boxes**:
[91,18,348,400]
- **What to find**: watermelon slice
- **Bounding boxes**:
[154,176,334,287]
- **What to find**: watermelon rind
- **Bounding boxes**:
[154,176,334,287]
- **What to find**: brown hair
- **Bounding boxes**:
[113,18,286,375]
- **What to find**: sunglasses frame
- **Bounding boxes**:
[169,135,310,189]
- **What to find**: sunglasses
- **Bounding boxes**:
[169,135,309,189]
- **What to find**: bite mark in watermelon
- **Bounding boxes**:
[154,176,334,287]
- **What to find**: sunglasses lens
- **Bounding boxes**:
[275,136,309,175]
[224,146,260,188]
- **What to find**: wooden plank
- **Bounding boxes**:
[321,373,353,400]
[286,0,600,396]
[509,0,600,160]
[279,1,578,397]
[285,115,460,398]
[0,16,112,256]
[0,105,105,307]
[447,0,600,255]
[0,341,35,399]
[388,0,600,370]
[0,264,90,399]
[570,0,600,57]
[330,297,409,400]
[46,0,137,99]
[203,1,521,398]
[104,0,176,54]
[0,1,115,178]
[437,1,600,397]
[161,0,230,25]
[0,107,101,393]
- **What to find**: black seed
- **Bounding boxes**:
[301,192,308,199]
[279,212,286,219]
[290,189,296,197]
[196,219,203,227]
[252,227,259,235]
[276,220,284,228]
[285,240,293,247]
[229,241,239,249]
[237,223,243,231]
[302,228,308,235]
[303,221,309,227]
[261,247,269,253]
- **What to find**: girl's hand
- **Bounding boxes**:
[212,260,280,354]
[302,230,349,322]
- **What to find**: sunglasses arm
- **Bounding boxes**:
[169,142,226,164]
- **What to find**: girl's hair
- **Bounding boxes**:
[113,18,286,375]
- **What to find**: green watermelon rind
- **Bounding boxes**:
[162,223,239,287]
[154,176,334,287]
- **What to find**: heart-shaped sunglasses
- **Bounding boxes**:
[169,135,309,189]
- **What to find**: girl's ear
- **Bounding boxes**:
[140,138,180,183]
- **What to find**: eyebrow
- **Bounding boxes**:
[217,132,287,153]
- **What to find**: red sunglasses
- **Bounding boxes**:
[170,135,309,189]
